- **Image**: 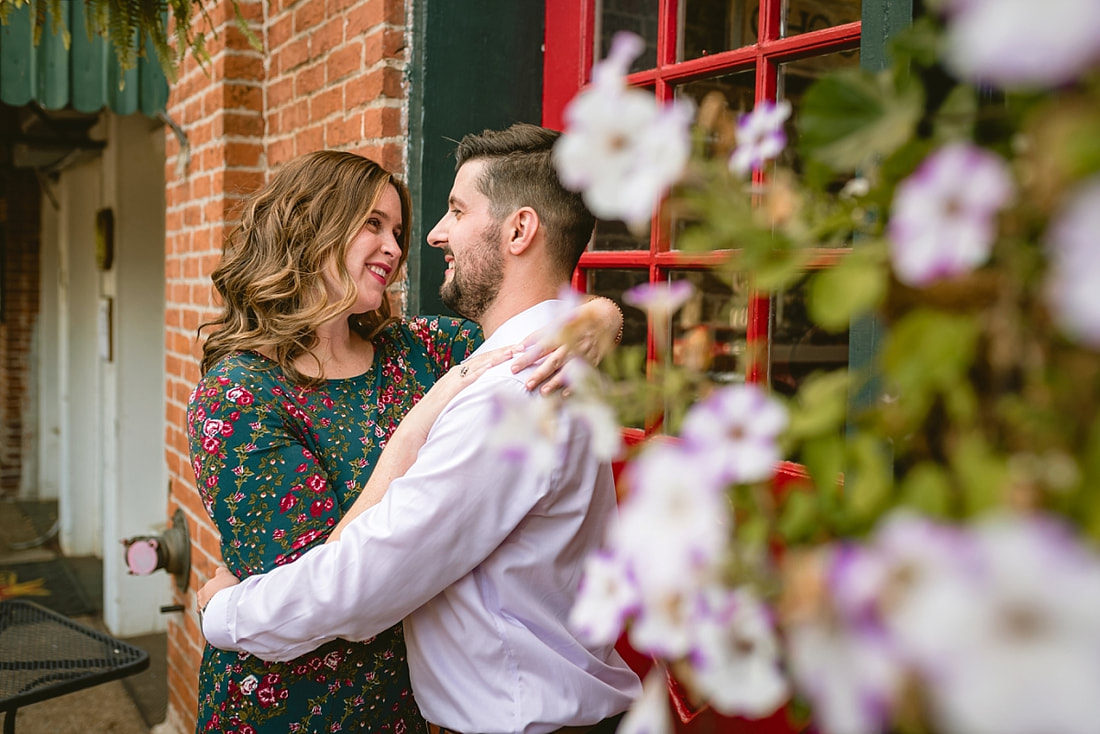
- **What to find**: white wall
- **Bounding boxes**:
[57,158,103,556]
[38,112,171,636]
[100,113,170,635]
[33,196,61,500]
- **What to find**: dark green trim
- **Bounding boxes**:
[405,1,545,317]
[847,0,915,420]
[860,0,914,72]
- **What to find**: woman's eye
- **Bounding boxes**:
[367,218,381,229]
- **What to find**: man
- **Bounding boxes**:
[198,123,642,733]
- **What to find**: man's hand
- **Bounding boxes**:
[197,566,240,612]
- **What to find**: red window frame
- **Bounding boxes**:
[544,0,860,447]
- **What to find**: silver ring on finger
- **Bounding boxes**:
[460,365,469,377]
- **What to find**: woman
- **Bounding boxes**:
[187,151,619,733]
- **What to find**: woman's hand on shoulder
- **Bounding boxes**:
[510,295,623,395]
[404,345,518,439]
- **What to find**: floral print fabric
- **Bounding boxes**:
[188,317,481,734]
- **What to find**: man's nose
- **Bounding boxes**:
[426,215,447,249]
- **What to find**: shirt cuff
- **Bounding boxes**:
[201,583,241,652]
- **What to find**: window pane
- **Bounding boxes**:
[680,0,757,61]
[669,270,748,385]
[597,0,659,73]
[590,218,650,252]
[776,48,861,170]
[587,268,649,349]
[588,268,650,429]
[782,0,861,38]
[770,274,849,397]
[676,69,756,114]
[669,72,755,251]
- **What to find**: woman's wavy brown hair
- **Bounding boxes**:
[198,151,412,385]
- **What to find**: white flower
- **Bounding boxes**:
[566,388,623,462]
[554,32,693,230]
[690,587,789,718]
[570,549,640,646]
[612,440,731,657]
[887,142,1014,287]
[614,441,731,597]
[908,515,1100,734]
[728,100,792,176]
[623,280,696,320]
[679,383,788,485]
[787,619,901,734]
[628,587,700,658]
[485,390,558,473]
[786,546,904,734]
[942,0,1100,89]
[619,667,674,734]
[1045,177,1100,349]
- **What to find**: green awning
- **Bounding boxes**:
[0,1,167,117]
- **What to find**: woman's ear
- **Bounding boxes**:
[506,207,540,255]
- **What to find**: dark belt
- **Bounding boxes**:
[431,712,624,734]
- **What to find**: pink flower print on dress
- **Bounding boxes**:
[227,386,254,405]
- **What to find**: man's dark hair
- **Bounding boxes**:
[455,123,596,277]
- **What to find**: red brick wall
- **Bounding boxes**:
[0,172,41,498]
[161,0,409,730]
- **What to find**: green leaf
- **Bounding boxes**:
[787,370,851,440]
[881,309,980,427]
[950,432,1008,515]
[845,434,894,528]
[899,462,952,518]
[807,250,887,332]
[801,433,845,502]
[777,490,819,544]
[932,84,978,142]
[799,68,925,173]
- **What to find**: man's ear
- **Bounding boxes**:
[505,207,540,255]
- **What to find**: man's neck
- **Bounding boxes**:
[477,282,563,338]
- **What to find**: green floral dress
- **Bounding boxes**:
[188,317,481,734]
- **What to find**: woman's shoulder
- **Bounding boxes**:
[193,351,283,398]
[400,315,480,342]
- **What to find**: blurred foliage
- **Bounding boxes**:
[619,14,1100,554]
[0,0,260,82]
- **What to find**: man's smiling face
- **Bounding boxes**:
[428,160,505,321]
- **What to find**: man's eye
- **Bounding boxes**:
[451,209,462,217]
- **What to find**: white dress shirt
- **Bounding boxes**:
[203,300,641,733]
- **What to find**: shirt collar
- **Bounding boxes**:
[474,300,566,356]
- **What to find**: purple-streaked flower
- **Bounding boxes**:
[615,441,731,596]
[942,0,1100,89]
[623,280,696,319]
[565,387,623,461]
[728,100,792,177]
[484,391,558,473]
[619,667,674,734]
[628,587,700,658]
[690,587,789,718]
[554,32,693,230]
[1044,177,1100,349]
[903,514,1100,734]
[679,383,788,485]
[887,142,1014,287]
[785,545,904,734]
[570,549,640,646]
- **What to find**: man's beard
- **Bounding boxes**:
[440,223,504,321]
